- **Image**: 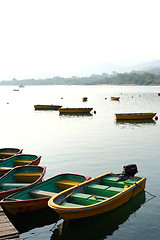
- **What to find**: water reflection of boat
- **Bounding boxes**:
[115,118,156,125]
[51,191,145,240]
[4,207,59,234]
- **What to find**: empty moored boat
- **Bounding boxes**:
[0,173,91,214]
[59,108,93,114]
[0,165,46,199]
[82,97,88,102]
[34,105,62,110]
[0,148,23,161]
[0,154,41,177]
[48,164,146,222]
[115,112,157,120]
[110,97,120,101]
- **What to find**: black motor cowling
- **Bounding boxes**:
[122,164,138,177]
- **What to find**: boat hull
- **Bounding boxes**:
[110,97,120,100]
[34,105,62,110]
[0,154,41,177]
[48,172,146,222]
[115,112,156,120]
[59,108,93,114]
[0,148,23,161]
[0,173,91,214]
[0,165,46,199]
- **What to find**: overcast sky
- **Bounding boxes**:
[0,0,160,80]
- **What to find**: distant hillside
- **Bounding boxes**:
[1,59,160,85]
[1,71,160,86]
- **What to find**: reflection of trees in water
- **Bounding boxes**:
[51,191,145,240]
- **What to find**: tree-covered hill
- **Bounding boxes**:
[1,71,160,85]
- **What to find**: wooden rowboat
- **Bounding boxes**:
[59,108,93,114]
[34,105,62,110]
[0,173,91,214]
[0,165,46,199]
[0,154,41,177]
[0,148,23,161]
[48,165,146,222]
[82,97,88,102]
[110,97,120,101]
[115,112,157,120]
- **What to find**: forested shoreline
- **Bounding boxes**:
[1,71,160,86]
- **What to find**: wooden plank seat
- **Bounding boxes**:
[0,167,13,170]
[86,184,124,197]
[70,192,107,205]
[56,179,82,190]
[13,160,32,166]
[14,172,42,182]
[101,176,137,188]
[0,183,29,190]
[30,190,57,198]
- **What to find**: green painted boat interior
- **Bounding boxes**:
[0,166,43,191]
[4,174,87,201]
[0,155,38,168]
[60,175,140,207]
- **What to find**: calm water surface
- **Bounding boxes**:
[1,85,160,239]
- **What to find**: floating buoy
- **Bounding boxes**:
[94,110,96,114]
[155,116,158,120]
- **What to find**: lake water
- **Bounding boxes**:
[1,85,160,240]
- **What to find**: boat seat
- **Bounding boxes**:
[56,179,81,190]
[0,183,29,190]
[0,167,13,170]
[61,202,83,208]
[101,176,137,188]
[86,184,124,197]
[13,160,32,166]
[70,192,107,205]
[30,190,57,198]
[14,172,42,182]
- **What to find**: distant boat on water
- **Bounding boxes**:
[59,108,93,114]
[34,105,62,110]
[110,97,120,101]
[115,112,157,120]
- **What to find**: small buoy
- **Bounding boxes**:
[155,116,158,120]
[94,110,96,114]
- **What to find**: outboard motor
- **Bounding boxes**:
[118,164,138,181]
[122,164,138,177]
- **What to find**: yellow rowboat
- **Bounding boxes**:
[59,108,93,114]
[110,97,120,101]
[48,164,146,222]
[115,112,157,120]
[34,105,62,110]
[0,148,23,161]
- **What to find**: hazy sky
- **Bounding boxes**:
[0,0,160,80]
